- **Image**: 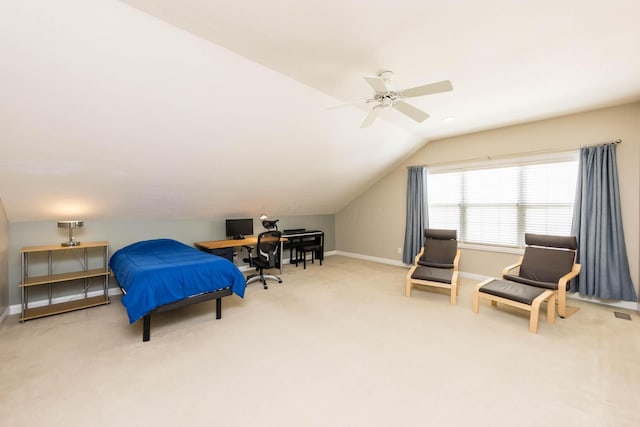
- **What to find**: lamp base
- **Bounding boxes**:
[61,241,81,247]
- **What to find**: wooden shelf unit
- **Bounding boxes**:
[19,241,110,321]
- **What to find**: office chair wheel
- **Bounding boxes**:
[278,279,283,283]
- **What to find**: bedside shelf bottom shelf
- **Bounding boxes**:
[20,295,110,322]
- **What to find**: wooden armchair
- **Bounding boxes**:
[406,229,460,304]
[473,233,581,333]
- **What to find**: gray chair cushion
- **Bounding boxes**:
[411,266,454,284]
[525,233,577,250]
[511,246,575,290]
[503,274,559,290]
[419,238,457,268]
[424,229,457,240]
[479,279,547,305]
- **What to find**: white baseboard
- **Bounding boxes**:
[10,251,636,316]
[567,293,639,312]
[334,251,407,267]
[335,251,639,312]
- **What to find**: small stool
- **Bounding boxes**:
[296,245,322,269]
[289,242,305,266]
[472,278,556,333]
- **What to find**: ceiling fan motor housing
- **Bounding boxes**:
[375,93,398,107]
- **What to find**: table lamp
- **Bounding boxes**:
[57,220,84,246]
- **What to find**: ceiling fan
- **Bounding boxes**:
[358,71,453,128]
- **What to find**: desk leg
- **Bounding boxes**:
[279,240,283,273]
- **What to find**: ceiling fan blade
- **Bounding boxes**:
[361,105,382,128]
[364,76,390,93]
[393,100,430,123]
[399,80,453,98]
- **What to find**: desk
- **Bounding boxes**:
[196,236,262,251]
[195,236,285,273]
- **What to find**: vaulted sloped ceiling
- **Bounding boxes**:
[2,1,640,223]
[0,1,418,222]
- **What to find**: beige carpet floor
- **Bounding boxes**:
[0,256,638,426]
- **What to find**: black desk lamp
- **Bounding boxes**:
[259,213,279,231]
[262,219,279,231]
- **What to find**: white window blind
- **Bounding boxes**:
[427,158,578,247]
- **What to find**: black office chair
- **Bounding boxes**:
[246,231,283,289]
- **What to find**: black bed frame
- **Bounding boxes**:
[139,288,233,342]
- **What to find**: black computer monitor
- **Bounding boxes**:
[225,219,253,239]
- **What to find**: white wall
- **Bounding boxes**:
[336,102,640,304]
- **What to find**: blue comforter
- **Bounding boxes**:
[109,239,246,324]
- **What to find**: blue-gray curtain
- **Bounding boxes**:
[403,166,428,264]
[571,143,637,301]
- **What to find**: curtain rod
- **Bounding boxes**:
[409,138,622,169]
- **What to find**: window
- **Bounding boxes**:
[427,156,578,247]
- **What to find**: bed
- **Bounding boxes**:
[109,238,246,341]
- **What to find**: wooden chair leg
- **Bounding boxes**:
[472,279,493,313]
[529,290,554,334]
[472,287,480,313]
[529,300,541,334]
[558,289,566,318]
[547,293,556,325]
[450,283,457,305]
[556,288,580,318]
[405,279,413,297]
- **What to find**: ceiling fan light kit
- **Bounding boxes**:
[360,71,453,128]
